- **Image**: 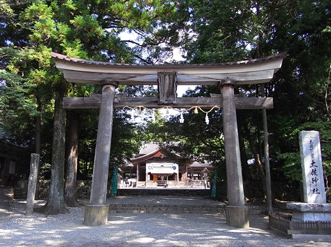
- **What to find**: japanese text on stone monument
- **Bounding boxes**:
[299,131,326,203]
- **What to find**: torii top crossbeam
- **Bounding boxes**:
[51,52,286,86]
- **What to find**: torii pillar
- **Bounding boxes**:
[219,80,248,228]
[84,80,118,226]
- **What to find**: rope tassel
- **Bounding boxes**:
[205,114,209,125]
[180,112,184,123]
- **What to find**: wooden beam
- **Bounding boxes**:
[63,96,102,109]
[52,52,286,86]
[59,69,275,85]
[63,94,273,110]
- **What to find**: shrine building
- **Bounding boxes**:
[119,142,213,189]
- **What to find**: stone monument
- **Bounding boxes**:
[287,130,331,222]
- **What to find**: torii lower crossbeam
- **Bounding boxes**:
[63,95,273,110]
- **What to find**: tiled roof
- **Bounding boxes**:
[138,142,161,155]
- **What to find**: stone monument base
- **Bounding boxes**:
[225,205,249,228]
[291,234,331,241]
[287,202,331,221]
[84,205,109,226]
[270,212,331,241]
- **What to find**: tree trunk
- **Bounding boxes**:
[243,124,267,199]
[35,97,41,155]
[37,92,68,215]
[65,111,79,207]
[35,97,41,200]
[261,84,273,213]
[237,115,252,183]
[249,137,267,198]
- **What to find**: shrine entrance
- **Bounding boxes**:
[51,52,286,228]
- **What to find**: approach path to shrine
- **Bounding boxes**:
[0,191,330,246]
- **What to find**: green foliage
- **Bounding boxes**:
[0,70,37,118]
[278,152,302,182]
[110,116,144,167]
[0,46,39,135]
[0,0,14,16]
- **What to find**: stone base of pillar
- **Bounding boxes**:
[226,205,249,228]
[83,205,109,226]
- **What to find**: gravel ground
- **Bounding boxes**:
[0,196,331,247]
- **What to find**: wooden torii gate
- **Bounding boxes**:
[51,52,286,228]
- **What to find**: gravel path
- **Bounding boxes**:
[0,196,330,247]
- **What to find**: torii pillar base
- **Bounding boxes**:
[226,206,249,228]
[84,205,109,226]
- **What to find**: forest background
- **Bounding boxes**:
[0,0,331,214]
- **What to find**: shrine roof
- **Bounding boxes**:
[131,142,179,163]
[51,52,286,85]
[138,142,161,155]
[189,161,213,168]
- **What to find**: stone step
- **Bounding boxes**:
[109,204,225,214]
